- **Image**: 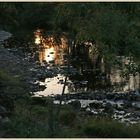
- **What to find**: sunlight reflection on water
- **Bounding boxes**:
[34,74,70,97]
[33,29,140,97]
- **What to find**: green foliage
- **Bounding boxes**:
[121,57,139,79]
[0,70,27,99]
[2,99,140,138]
[0,70,19,87]
[0,70,28,113]
[82,117,140,138]
[82,118,124,137]
[52,3,140,64]
[3,114,48,138]
[0,2,139,63]
[1,100,77,138]
[58,108,76,125]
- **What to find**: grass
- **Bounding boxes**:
[1,71,140,138]
[1,98,140,138]
[0,70,28,98]
[82,117,131,138]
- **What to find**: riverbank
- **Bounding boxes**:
[0,45,140,137]
[0,33,140,138]
[1,44,140,123]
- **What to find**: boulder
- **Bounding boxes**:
[123,101,132,108]
[134,91,140,101]
[104,102,112,110]
[0,105,7,113]
[89,101,103,109]
[133,112,140,117]
[1,117,11,123]
[106,93,115,100]
[132,102,140,109]
[114,94,125,101]
[68,100,81,110]
[95,94,106,100]
[104,102,114,113]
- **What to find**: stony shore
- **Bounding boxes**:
[0,31,140,127]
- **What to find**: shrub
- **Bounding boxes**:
[82,117,133,138]
[58,109,76,125]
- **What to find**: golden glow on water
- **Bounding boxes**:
[34,29,67,65]
[35,74,69,96]
[35,38,41,44]
[34,29,140,96]
[34,29,42,45]
[44,47,55,63]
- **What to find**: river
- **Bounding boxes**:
[1,29,140,124]
[33,29,140,97]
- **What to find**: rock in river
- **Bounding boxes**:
[89,101,103,109]
[68,100,81,110]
